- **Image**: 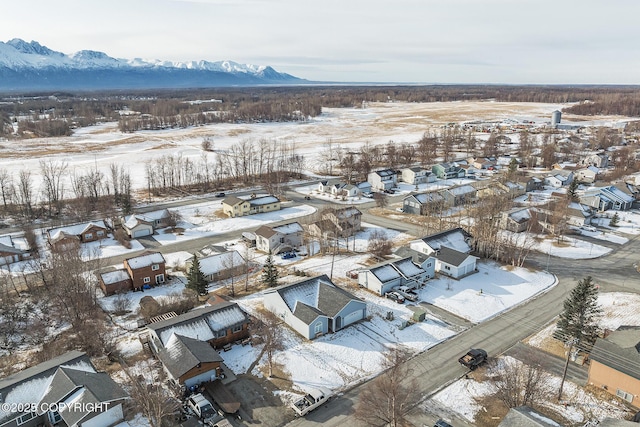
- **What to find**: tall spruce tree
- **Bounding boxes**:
[556,276,601,345]
[187,254,208,295]
[262,252,279,288]
[609,212,620,227]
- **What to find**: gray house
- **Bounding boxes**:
[402,192,445,215]
[263,275,366,340]
[432,162,465,179]
[358,257,434,296]
[434,246,478,279]
[0,351,128,427]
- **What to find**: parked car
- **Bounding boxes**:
[394,285,419,302]
[215,192,226,197]
[186,393,218,425]
[434,420,453,427]
[292,387,333,416]
[304,195,312,200]
[362,192,374,198]
[385,291,405,304]
[581,225,597,232]
[281,251,297,259]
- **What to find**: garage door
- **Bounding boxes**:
[343,309,364,327]
[133,229,151,238]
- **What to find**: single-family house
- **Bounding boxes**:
[187,251,245,282]
[497,181,526,198]
[255,222,304,254]
[402,192,445,215]
[468,157,496,170]
[222,195,281,218]
[544,170,574,188]
[409,228,473,255]
[580,186,634,211]
[0,235,29,266]
[322,207,362,237]
[434,246,478,279]
[356,181,372,194]
[588,326,640,408]
[157,333,224,388]
[566,203,594,227]
[575,166,599,184]
[432,162,465,179]
[400,167,435,185]
[441,185,477,207]
[124,251,166,290]
[99,269,133,296]
[518,176,544,192]
[367,169,397,191]
[146,302,250,352]
[47,220,109,250]
[121,208,172,237]
[500,207,533,233]
[318,179,345,194]
[264,275,367,340]
[358,256,434,296]
[0,351,128,427]
[581,152,609,168]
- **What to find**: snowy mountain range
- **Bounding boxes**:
[0,39,306,91]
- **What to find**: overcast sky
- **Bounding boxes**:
[2,0,639,84]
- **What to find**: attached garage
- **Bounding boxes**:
[343,309,365,327]
[133,228,152,238]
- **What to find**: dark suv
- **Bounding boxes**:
[434,419,453,427]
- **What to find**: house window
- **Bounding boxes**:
[155,274,165,284]
[426,262,432,268]
[232,325,243,333]
[97,230,105,237]
[314,322,323,334]
[217,330,227,338]
[143,277,151,284]
[152,264,159,271]
[444,266,451,271]
[616,389,634,403]
[84,233,93,240]
[280,237,284,243]
[17,412,36,425]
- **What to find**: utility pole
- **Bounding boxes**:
[558,338,577,401]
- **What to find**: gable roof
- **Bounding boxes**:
[125,251,165,269]
[369,257,426,284]
[273,275,362,325]
[255,222,303,238]
[148,302,249,346]
[48,221,107,240]
[590,326,640,380]
[436,246,474,267]
[38,367,128,425]
[158,334,223,379]
[0,351,93,423]
[221,195,246,206]
[100,269,131,285]
[416,227,472,253]
[198,251,245,276]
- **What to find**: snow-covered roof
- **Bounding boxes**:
[126,251,165,269]
[48,220,107,239]
[446,185,476,196]
[370,264,401,283]
[249,195,280,206]
[369,257,426,283]
[413,192,444,204]
[508,208,531,223]
[100,269,130,284]
[418,228,472,253]
[199,251,245,276]
[272,222,303,235]
[331,207,361,219]
[149,303,249,347]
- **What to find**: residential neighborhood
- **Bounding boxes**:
[1,97,640,427]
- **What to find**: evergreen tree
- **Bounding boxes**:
[261,252,279,288]
[556,276,601,346]
[186,254,208,295]
[609,212,620,227]
[567,179,578,202]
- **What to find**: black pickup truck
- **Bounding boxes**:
[458,348,487,370]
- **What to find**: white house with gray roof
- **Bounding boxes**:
[255,222,304,254]
[367,169,397,191]
[0,351,128,427]
[434,246,478,279]
[409,227,473,255]
[358,257,434,296]
[264,275,366,340]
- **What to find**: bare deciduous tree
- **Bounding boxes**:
[252,311,285,378]
[355,347,417,427]
[368,229,393,259]
[490,355,553,408]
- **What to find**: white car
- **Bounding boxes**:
[581,225,597,232]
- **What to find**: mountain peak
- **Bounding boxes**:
[7,38,62,57]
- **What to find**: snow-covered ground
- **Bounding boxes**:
[430,356,630,425]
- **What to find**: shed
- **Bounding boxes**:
[407,306,426,322]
